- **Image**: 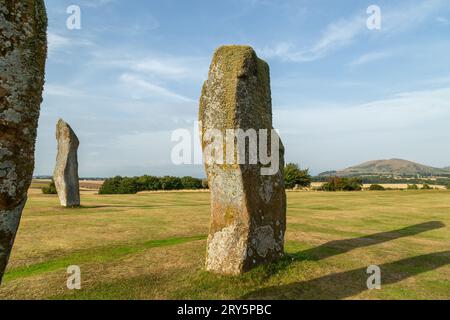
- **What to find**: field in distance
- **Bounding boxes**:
[31,179,104,194]
[1,189,449,299]
[311,182,447,190]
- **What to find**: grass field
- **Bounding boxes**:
[0,188,449,300]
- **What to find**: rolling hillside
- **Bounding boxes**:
[319,159,450,177]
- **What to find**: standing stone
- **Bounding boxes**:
[200,45,286,275]
[53,119,80,207]
[0,0,47,284]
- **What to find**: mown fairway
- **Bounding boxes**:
[1,189,449,300]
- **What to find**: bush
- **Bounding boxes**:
[369,184,385,191]
[407,184,419,190]
[421,184,432,190]
[42,180,57,194]
[181,176,203,189]
[321,177,362,192]
[160,176,183,191]
[117,177,139,194]
[135,175,161,191]
[447,183,450,190]
[99,176,123,194]
[284,163,311,189]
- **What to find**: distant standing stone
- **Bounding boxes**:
[53,119,80,207]
[200,45,286,275]
[0,0,48,284]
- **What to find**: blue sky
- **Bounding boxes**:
[36,0,450,177]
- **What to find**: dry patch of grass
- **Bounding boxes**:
[1,190,449,300]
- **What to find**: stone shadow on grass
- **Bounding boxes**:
[242,250,450,299]
[293,221,445,262]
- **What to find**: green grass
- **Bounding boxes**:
[1,190,449,300]
[3,235,206,283]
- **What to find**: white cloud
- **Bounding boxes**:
[260,0,446,63]
[47,32,71,53]
[278,86,450,133]
[47,32,93,56]
[309,16,365,59]
[43,84,85,98]
[259,14,366,62]
[383,0,447,33]
[119,73,196,103]
[86,48,208,81]
[347,51,392,67]
[274,86,450,172]
[128,58,194,79]
[81,0,117,8]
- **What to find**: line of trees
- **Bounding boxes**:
[99,175,208,194]
[99,164,314,194]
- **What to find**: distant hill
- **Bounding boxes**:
[319,159,450,177]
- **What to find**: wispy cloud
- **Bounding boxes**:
[275,86,450,172]
[348,51,392,67]
[86,48,208,81]
[47,32,93,55]
[47,32,71,53]
[259,14,366,62]
[260,0,446,63]
[43,84,85,98]
[382,0,447,33]
[277,86,450,135]
[119,73,196,103]
[81,0,117,8]
[126,57,205,80]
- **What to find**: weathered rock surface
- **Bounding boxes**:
[54,119,80,207]
[200,45,286,275]
[0,0,47,283]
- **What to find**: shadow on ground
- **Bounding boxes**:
[295,221,446,261]
[242,250,450,299]
[242,221,448,299]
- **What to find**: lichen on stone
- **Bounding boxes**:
[53,119,80,207]
[0,0,47,284]
[200,45,286,275]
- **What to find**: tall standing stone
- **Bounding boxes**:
[200,45,286,275]
[0,0,47,284]
[53,119,80,207]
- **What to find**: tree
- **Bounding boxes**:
[284,163,311,189]
[181,176,203,189]
[117,177,138,194]
[321,177,362,191]
[160,176,183,190]
[42,180,57,194]
[369,184,385,191]
[136,175,161,191]
[99,176,123,194]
